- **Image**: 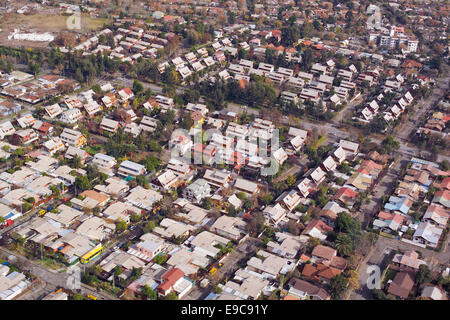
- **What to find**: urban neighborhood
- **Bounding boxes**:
[0,0,448,304]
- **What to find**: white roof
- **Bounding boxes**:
[310,167,326,183]
[339,139,359,153]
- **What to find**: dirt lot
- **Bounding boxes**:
[0,12,111,48]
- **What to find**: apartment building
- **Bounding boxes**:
[287,77,305,91]
[203,169,232,188]
[59,128,87,147]
[228,63,245,75]
[337,69,353,82]
[100,118,120,133]
[12,129,38,145]
[258,62,275,74]
[155,95,174,112]
[300,88,320,102]
[118,160,146,178]
[60,109,83,124]
[225,122,250,140]
[281,91,299,105]
[92,153,117,175]
[139,116,158,132]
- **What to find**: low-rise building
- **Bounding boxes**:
[117,160,146,178]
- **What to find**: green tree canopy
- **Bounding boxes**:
[329,274,348,299]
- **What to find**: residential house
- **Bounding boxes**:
[287,278,330,300]
[59,128,87,147]
[102,201,141,224]
[413,222,444,248]
[246,250,297,280]
[387,272,415,299]
[233,178,260,196]
[203,169,232,188]
[190,231,229,258]
[157,268,193,298]
[92,153,117,175]
[263,203,287,226]
[117,160,146,178]
[150,170,179,192]
[60,109,83,124]
[210,216,246,241]
[100,118,120,133]
[183,179,211,204]
[392,251,426,272]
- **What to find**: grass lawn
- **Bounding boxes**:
[36,257,66,271]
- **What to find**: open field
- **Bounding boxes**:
[0,13,111,48]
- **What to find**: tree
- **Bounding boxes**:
[72,293,84,300]
[130,213,141,223]
[163,292,178,300]
[131,267,143,280]
[182,112,193,130]
[114,266,123,277]
[141,285,157,300]
[49,185,61,198]
[136,175,148,188]
[335,233,354,257]
[132,80,143,94]
[201,197,212,210]
[380,136,400,154]
[74,175,92,192]
[329,274,348,299]
[71,154,82,169]
[416,265,433,284]
[243,199,253,211]
[307,237,321,252]
[337,162,351,174]
[153,254,168,265]
[439,160,450,171]
[261,193,274,206]
[286,175,296,187]
[143,221,156,233]
[335,212,361,238]
[347,270,360,290]
[116,220,127,233]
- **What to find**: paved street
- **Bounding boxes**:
[0,246,119,300]
[356,156,404,228]
[350,232,450,300]
[394,71,450,142]
[15,280,56,300]
[209,237,261,285]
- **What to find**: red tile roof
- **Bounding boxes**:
[304,219,333,235]
[334,187,358,202]
[388,272,415,299]
[158,268,184,293]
